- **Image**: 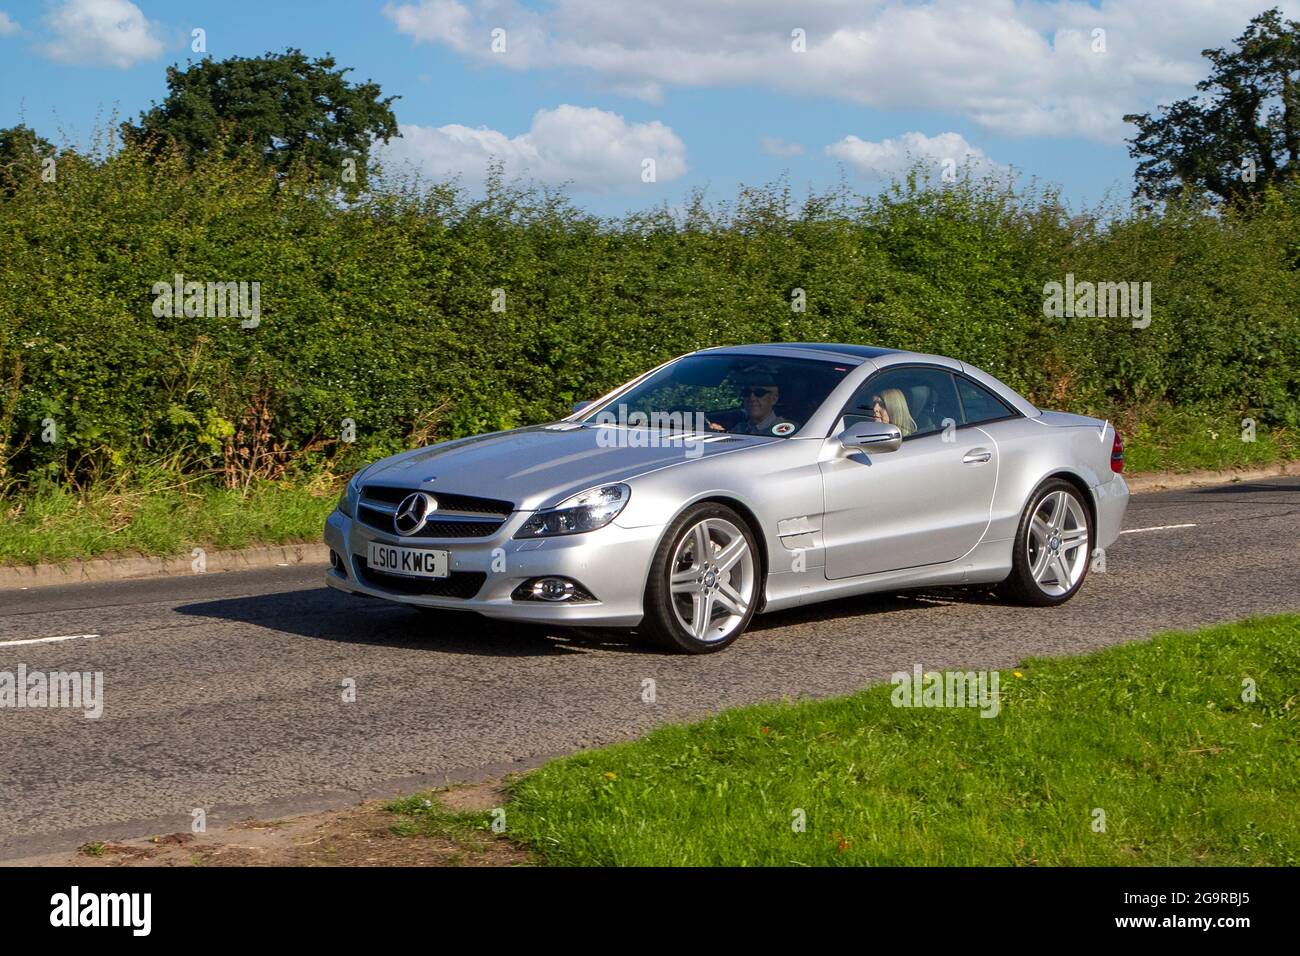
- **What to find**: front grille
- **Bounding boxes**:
[361,485,512,515]
[356,506,504,538]
[357,485,514,539]
[354,557,487,599]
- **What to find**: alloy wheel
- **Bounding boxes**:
[1026,489,1090,596]
[668,517,756,643]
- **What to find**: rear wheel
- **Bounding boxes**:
[641,503,760,653]
[997,479,1093,606]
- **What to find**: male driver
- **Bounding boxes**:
[708,364,796,435]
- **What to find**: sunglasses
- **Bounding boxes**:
[741,386,775,398]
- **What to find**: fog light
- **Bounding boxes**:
[511,576,596,603]
[330,550,347,578]
[533,577,576,602]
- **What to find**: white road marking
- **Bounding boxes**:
[0,633,99,648]
[1120,523,1197,535]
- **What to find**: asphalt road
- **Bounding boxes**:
[2,477,1298,859]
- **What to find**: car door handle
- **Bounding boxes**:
[962,448,992,464]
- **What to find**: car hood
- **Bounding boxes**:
[360,423,768,511]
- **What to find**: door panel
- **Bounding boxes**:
[820,427,998,579]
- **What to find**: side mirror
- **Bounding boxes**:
[837,420,902,455]
[571,400,594,415]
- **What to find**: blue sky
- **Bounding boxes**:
[0,0,1293,217]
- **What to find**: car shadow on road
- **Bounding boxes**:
[173,587,658,657]
[175,581,1003,657]
[1190,481,1299,496]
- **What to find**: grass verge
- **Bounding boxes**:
[0,478,338,565]
[499,615,1300,866]
[1118,406,1299,473]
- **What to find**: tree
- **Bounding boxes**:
[1124,8,1300,205]
[121,49,399,184]
[0,125,57,197]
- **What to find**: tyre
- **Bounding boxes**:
[641,503,761,653]
[997,479,1093,606]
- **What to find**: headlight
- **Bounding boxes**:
[515,483,631,538]
[338,468,369,518]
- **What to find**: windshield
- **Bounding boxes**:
[580,354,854,438]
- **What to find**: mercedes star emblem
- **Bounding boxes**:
[393,492,438,536]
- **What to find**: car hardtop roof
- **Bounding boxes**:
[697,342,906,364]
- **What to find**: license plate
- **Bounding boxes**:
[367,542,449,579]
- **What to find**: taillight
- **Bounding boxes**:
[1110,431,1125,473]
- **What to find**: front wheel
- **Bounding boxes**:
[641,503,760,653]
[997,479,1093,606]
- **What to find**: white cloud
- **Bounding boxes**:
[41,0,164,68]
[826,131,1003,181]
[0,12,20,37]
[382,0,473,47]
[378,104,687,193]
[760,136,804,157]
[381,0,1300,142]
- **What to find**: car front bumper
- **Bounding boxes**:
[323,508,662,626]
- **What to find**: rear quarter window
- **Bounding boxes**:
[956,377,1016,424]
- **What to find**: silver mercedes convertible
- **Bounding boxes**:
[325,343,1129,653]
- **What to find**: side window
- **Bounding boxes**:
[956,377,1015,425]
[843,367,962,438]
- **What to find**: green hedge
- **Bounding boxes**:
[2,147,1298,491]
